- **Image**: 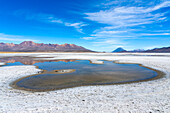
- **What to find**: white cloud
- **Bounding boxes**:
[50,19,63,24]
[38,15,88,33]
[64,22,88,33]
[85,2,169,28]
[81,37,95,40]
[141,33,170,36]
[98,30,127,34]
[0,33,38,42]
[151,1,170,11]
[101,0,170,8]
[14,10,88,33]
[82,28,135,40]
[91,38,127,49]
[82,1,170,45]
[65,22,87,28]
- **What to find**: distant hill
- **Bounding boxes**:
[112,46,170,53]
[130,49,145,52]
[112,47,126,52]
[145,46,170,53]
[0,41,92,52]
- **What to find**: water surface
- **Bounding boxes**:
[1,57,158,91]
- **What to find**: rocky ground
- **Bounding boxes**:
[0,53,169,113]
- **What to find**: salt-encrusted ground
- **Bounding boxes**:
[0,53,170,113]
[0,62,5,65]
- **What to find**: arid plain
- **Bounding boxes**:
[0,53,170,112]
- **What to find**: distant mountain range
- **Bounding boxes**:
[145,47,170,53]
[112,47,170,53]
[0,41,92,52]
[1,41,169,53]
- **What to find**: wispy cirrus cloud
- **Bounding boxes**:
[0,33,38,42]
[82,29,135,41]
[14,10,88,33]
[141,33,170,36]
[93,38,127,45]
[64,22,88,33]
[91,38,128,51]
[82,1,170,48]
[85,1,169,28]
[81,37,95,40]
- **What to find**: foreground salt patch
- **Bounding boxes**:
[0,62,5,65]
[0,54,169,113]
[90,60,104,64]
[0,66,42,88]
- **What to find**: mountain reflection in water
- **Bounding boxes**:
[0,56,76,65]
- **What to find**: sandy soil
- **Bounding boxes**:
[0,53,169,113]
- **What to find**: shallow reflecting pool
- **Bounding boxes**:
[5,58,158,92]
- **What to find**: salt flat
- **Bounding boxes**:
[0,53,169,113]
[0,62,5,65]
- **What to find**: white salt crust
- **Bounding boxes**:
[0,62,5,65]
[0,53,169,113]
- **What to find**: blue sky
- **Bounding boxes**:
[0,0,170,51]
